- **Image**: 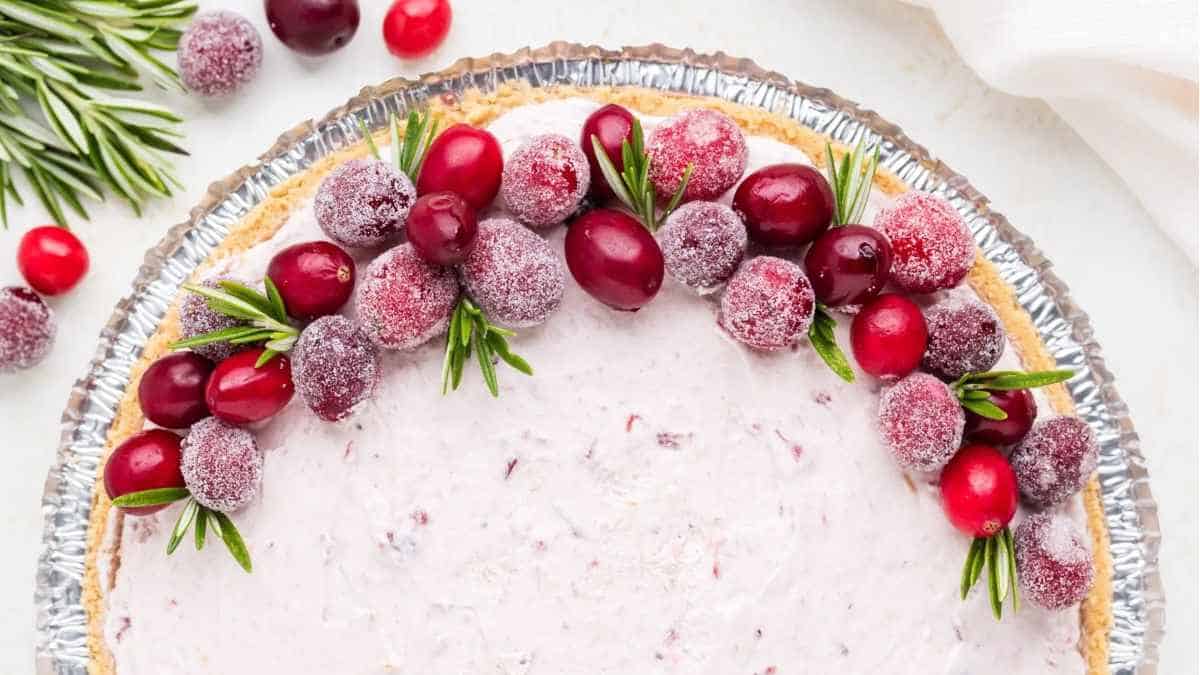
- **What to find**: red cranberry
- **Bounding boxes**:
[658,201,747,292]
[580,103,634,200]
[0,286,55,373]
[718,256,815,351]
[501,134,590,228]
[315,158,414,248]
[964,388,1038,446]
[1015,512,1095,609]
[356,243,459,349]
[179,276,244,362]
[922,297,1004,380]
[104,429,186,516]
[17,226,89,295]
[874,192,974,294]
[265,0,360,56]
[565,209,664,311]
[939,444,1018,538]
[733,164,834,247]
[459,218,564,327]
[382,0,452,59]
[417,124,503,210]
[1009,417,1098,509]
[266,241,355,320]
[878,372,964,472]
[803,225,892,306]
[850,293,927,380]
[647,109,747,202]
[138,352,214,429]
[407,192,478,266]
[205,349,294,425]
[178,10,263,97]
[181,417,262,513]
[292,316,379,422]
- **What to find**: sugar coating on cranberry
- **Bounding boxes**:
[0,286,55,373]
[1015,512,1095,610]
[177,11,263,98]
[179,276,243,362]
[1010,416,1098,509]
[647,108,748,202]
[501,134,590,228]
[315,159,415,248]
[458,218,564,328]
[922,296,1005,380]
[356,243,459,350]
[181,417,263,513]
[292,316,380,422]
[878,372,965,472]
[718,256,815,351]
[874,192,974,294]
[658,201,747,292]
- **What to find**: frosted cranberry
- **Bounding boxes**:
[965,389,1038,446]
[501,134,590,228]
[804,225,893,306]
[922,297,1004,380]
[939,444,1017,538]
[181,417,262,513]
[17,226,89,295]
[580,103,635,200]
[179,277,244,362]
[1015,513,1095,610]
[878,372,964,472]
[356,243,459,349]
[718,256,815,351]
[292,316,379,421]
[205,349,294,425]
[104,430,186,516]
[138,352,214,429]
[647,109,747,202]
[565,209,664,312]
[1009,417,1098,509]
[417,124,503,209]
[315,158,414,248]
[266,241,355,320]
[178,11,263,97]
[265,0,360,56]
[874,192,974,294]
[382,0,452,59]
[407,192,478,266]
[658,201,747,292]
[459,218,564,327]
[850,293,927,380]
[733,164,834,247]
[0,286,55,374]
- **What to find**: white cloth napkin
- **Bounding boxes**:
[904,0,1199,264]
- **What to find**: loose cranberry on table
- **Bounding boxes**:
[939,444,1017,538]
[501,134,590,228]
[205,348,295,425]
[292,316,380,422]
[138,352,214,429]
[804,225,892,306]
[459,218,564,328]
[718,256,815,351]
[181,417,263,513]
[356,243,459,349]
[178,10,263,98]
[647,108,748,202]
[658,201,747,292]
[850,293,927,380]
[266,241,355,320]
[733,164,834,247]
[315,158,415,248]
[964,388,1037,447]
[580,103,635,200]
[17,226,89,295]
[382,0,452,59]
[265,0,360,56]
[1009,416,1098,509]
[922,297,1004,381]
[1014,512,1096,610]
[416,124,503,210]
[407,192,478,266]
[0,286,56,374]
[565,209,664,312]
[878,372,964,473]
[873,191,974,294]
[104,429,186,516]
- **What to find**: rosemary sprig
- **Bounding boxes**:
[808,304,854,383]
[590,117,692,231]
[951,369,1074,420]
[170,278,298,367]
[111,487,252,573]
[357,108,437,181]
[824,138,879,226]
[959,525,1019,619]
[441,297,533,397]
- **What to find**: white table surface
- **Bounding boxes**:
[1,0,1194,671]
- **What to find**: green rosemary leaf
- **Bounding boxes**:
[218,279,275,316]
[1004,527,1020,612]
[111,486,190,508]
[262,276,288,322]
[389,112,402,175]
[459,305,473,348]
[254,348,280,368]
[986,536,1002,620]
[474,329,499,397]
[960,537,983,600]
[962,389,992,401]
[170,325,259,350]
[592,134,636,211]
[486,330,533,376]
[227,329,276,345]
[995,532,1011,604]
[961,398,1008,421]
[662,163,693,221]
[193,506,207,550]
[807,307,855,383]
[980,369,1074,391]
[355,117,379,160]
[166,498,198,555]
[209,511,252,573]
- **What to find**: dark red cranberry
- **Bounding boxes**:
[416,124,503,210]
[17,225,89,295]
[138,352,214,429]
[407,191,478,266]
[939,444,1018,538]
[205,349,295,425]
[0,286,55,373]
[580,103,634,200]
[178,10,263,98]
[382,0,452,59]
[266,241,355,320]
[803,225,892,306]
[850,293,927,379]
[1015,512,1095,610]
[292,316,379,421]
[733,164,834,247]
[564,209,664,311]
[264,0,360,55]
[964,388,1037,446]
[1010,417,1098,509]
[104,429,186,516]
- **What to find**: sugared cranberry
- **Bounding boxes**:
[874,192,974,294]
[850,293,927,380]
[17,226,89,295]
[1015,512,1095,610]
[733,164,834,247]
[181,417,262,513]
[104,429,186,516]
[804,225,892,306]
[266,241,355,320]
[265,0,360,56]
[565,209,664,312]
[939,444,1018,538]
[878,372,964,472]
[647,108,747,202]
[356,243,459,349]
[205,349,294,425]
[1009,417,1098,509]
[292,316,379,422]
[718,256,815,351]
[922,297,1004,380]
[580,103,635,200]
[177,10,263,97]
[658,201,747,292]
[417,124,503,209]
[138,352,214,429]
[0,286,55,374]
[315,158,414,248]
[501,134,590,228]
[964,388,1038,446]
[382,0,452,59]
[459,218,564,327]
[179,276,244,362]
[407,192,478,266]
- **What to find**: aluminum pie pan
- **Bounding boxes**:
[34,42,1164,674]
